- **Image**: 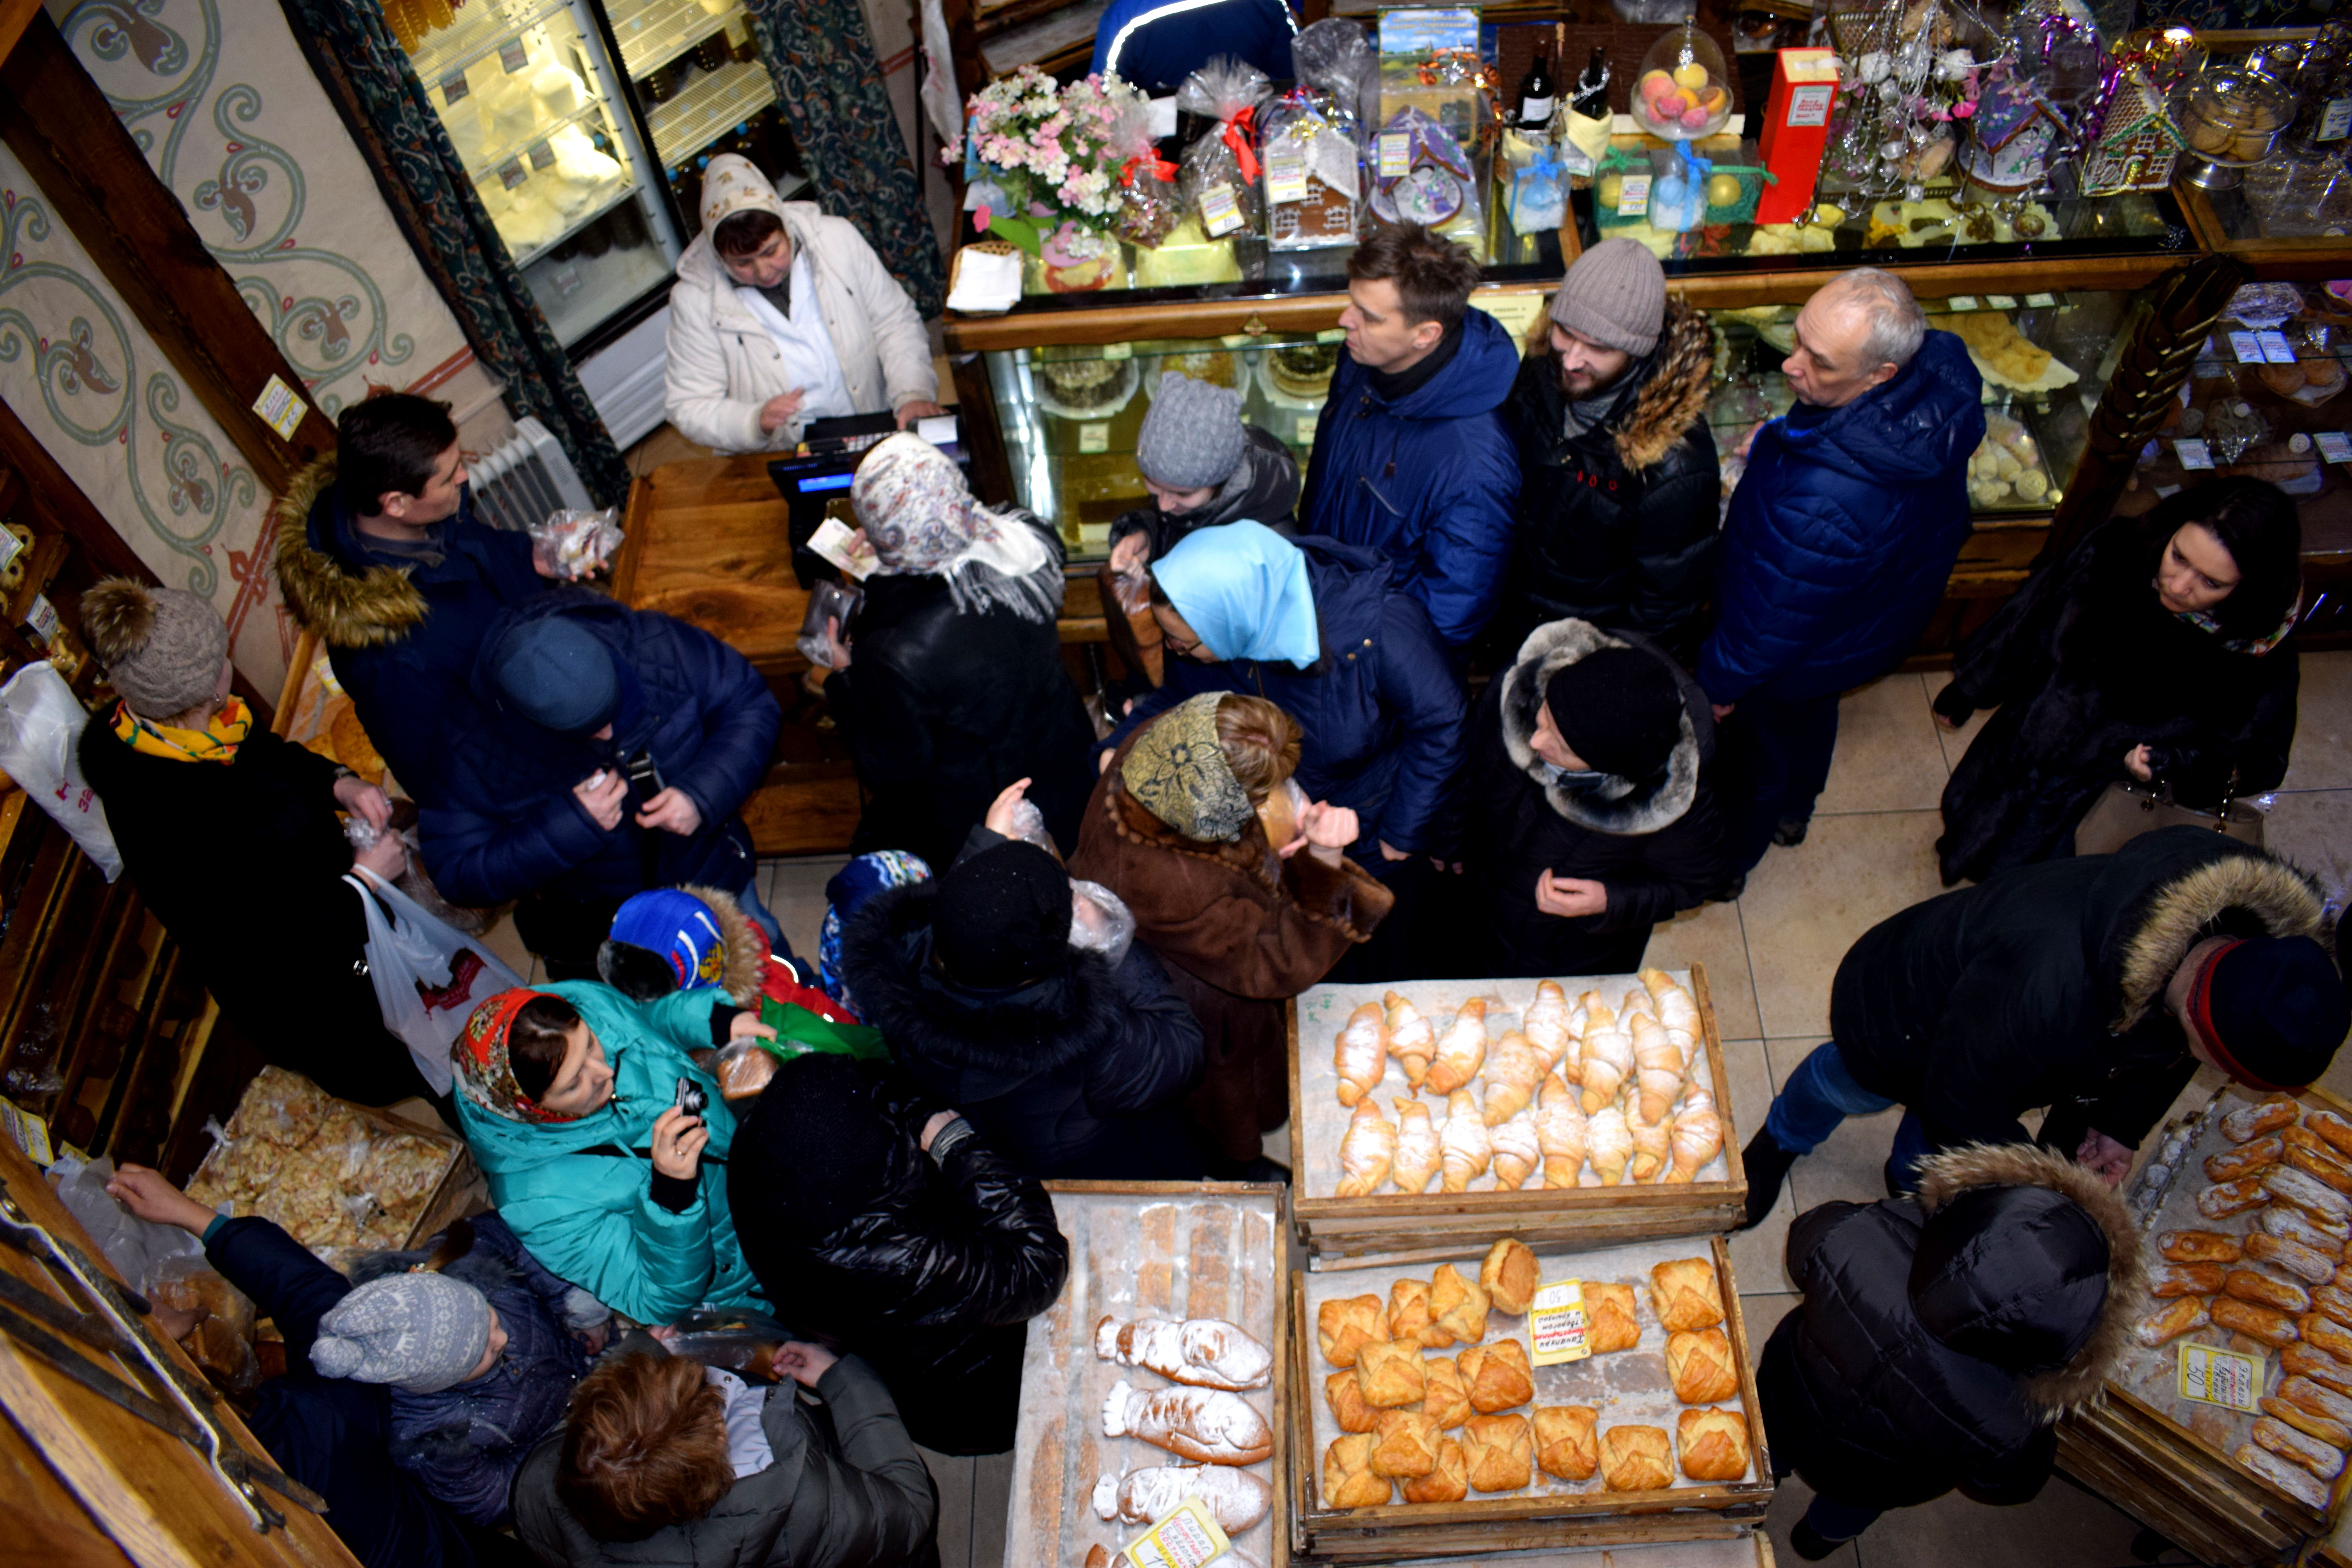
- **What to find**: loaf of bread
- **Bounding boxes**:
[2153,1262,2228,1298]
[1091,1463,1272,1531]
[2226,1269,2312,1315]
[2135,1296,2211,1348]
[1480,1239,1541,1316]
[1461,1414,1533,1492]
[1457,1339,1534,1415]
[1102,1379,1274,1466]
[2160,1230,2245,1264]
[1401,1436,1467,1503]
[2208,1135,2285,1182]
[2254,1414,2345,1479]
[2237,1440,2330,1508]
[1095,1316,1273,1391]
[2200,1177,2271,1219]
[1356,1340,1427,1409]
[2247,1232,2338,1286]
[1323,1434,1392,1508]
[2285,1340,2352,1396]
[2213,1297,2301,1347]
[1369,1409,1442,1480]
[2225,1096,2301,1142]
[1650,1258,1726,1334]
[2263,1205,2347,1256]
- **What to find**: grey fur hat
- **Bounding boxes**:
[312,1271,493,1393]
[1136,371,1245,490]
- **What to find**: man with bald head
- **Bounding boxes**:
[1698,268,1984,882]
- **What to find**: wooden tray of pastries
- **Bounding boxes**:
[1288,969,1745,1265]
[1005,1181,1289,1568]
[1288,1234,1771,1561]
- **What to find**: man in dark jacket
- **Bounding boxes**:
[1491,241,1719,663]
[840,827,1208,1180]
[271,394,560,803]
[1455,620,1728,980]
[1740,826,2349,1225]
[422,592,783,976]
[1760,1144,2143,1559]
[1303,224,1520,648]
[1090,0,1297,94]
[1698,268,1985,877]
[730,1053,1069,1455]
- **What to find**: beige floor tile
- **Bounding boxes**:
[1920,669,1992,777]
[1720,1036,1795,1293]
[971,1450,1014,1566]
[1815,675,1951,814]
[479,913,531,978]
[1646,897,1760,1043]
[2262,788,2352,887]
[1766,1037,1905,1214]
[1738,811,1947,1041]
[1857,1476,2145,1566]
[1740,1291,1798,1365]
[2285,650,2352,791]
[762,855,850,966]
[918,1445,975,1568]
[1763,1476,1861,1565]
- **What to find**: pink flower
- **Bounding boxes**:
[973,205,992,232]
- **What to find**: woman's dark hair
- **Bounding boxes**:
[712,208,784,259]
[2142,477,2304,639]
[509,994,584,1102]
[337,392,457,514]
[1345,223,1482,332]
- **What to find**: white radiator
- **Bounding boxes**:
[469,416,595,531]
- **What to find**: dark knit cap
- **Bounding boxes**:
[2192,935,2351,1093]
[488,615,619,735]
[933,840,1071,987]
[746,1053,902,1238]
[1545,648,1683,780]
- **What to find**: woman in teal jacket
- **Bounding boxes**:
[452,984,767,1325]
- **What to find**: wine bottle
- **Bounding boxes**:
[1570,45,1610,121]
[1517,50,1556,129]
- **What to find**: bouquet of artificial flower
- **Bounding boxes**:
[949,66,1147,252]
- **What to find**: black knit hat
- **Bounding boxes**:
[1545,648,1683,780]
[2190,935,2350,1093]
[933,840,1071,987]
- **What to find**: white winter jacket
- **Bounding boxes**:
[663,166,936,455]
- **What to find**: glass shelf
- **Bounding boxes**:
[408,0,575,85]
[610,0,738,80]
[461,97,614,186]
[502,176,641,270]
[647,56,776,169]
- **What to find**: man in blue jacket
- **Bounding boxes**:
[1303,225,1520,650]
[1698,268,1984,878]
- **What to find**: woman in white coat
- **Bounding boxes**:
[663,154,942,454]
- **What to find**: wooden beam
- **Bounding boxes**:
[0,0,42,69]
[0,14,336,494]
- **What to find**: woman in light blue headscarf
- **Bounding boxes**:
[1109,521,1468,878]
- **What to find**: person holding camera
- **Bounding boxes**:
[448,985,777,1327]
[421,591,784,980]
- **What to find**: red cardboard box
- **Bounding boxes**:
[1756,48,1840,224]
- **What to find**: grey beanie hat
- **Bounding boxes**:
[80,578,230,720]
[312,1272,493,1394]
[1135,371,1246,491]
[1548,238,1666,358]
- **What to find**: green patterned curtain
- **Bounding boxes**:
[746,0,947,318]
[272,0,632,505]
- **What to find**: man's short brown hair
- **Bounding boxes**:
[1346,224,1483,331]
[557,1353,733,1542]
[1216,695,1302,802]
[713,208,785,259]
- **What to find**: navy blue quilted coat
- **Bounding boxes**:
[1697,331,1984,705]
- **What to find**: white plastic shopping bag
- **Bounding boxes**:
[0,662,121,880]
[345,867,524,1096]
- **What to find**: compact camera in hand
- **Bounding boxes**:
[674,1076,708,1120]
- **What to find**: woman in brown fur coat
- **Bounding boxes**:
[1069,693,1392,1168]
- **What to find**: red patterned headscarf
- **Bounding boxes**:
[452,989,578,1123]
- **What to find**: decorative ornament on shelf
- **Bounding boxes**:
[1821,0,2004,206]
[2080,64,2186,196]
[1957,62,2071,196]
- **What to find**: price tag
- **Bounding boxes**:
[1529,1280,1592,1366]
[1377,131,1411,178]
[250,373,310,440]
[2229,331,2263,364]
[20,592,58,644]
[1102,341,1132,360]
[1615,174,1651,217]
[2179,1341,2263,1412]
[2025,292,2058,307]
[1198,182,1243,238]
[1118,1495,1230,1568]
[2318,431,2352,463]
[2259,330,2298,365]
[2174,438,2214,470]
[552,265,584,298]
[0,528,21,573]
[1947,296,1978,311]
[1986,294,2018,309]
[1078,421,1110,454]
[1786,83,1835,128]
[1295,413,1319,443]
[2322,98,2352,142]
[1265,146,1308,205]
[441,70,470,107]
[499,38,530,73]
[498,158,529,189]
[527,140,557,171]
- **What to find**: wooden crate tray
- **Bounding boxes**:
[1288,968,1745,1265]
[1288,1234,1772,1563]
[1004,1181,1288,1568]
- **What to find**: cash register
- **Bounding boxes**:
[766,410,965,587]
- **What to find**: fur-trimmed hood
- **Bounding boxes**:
[1913,1142,2146,1418]
[2102,842,2331,1033]
[1496,619,1706,835]
[596,882,773,1007]
[1610,297,1714,471]
[270,452,432,649]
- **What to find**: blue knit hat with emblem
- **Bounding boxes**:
[608,888,730,990]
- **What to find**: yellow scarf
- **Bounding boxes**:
[113,696,252,763]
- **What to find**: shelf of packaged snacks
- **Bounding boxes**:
[648,56,775,169]
[610,0,736,81]
[407,0,577,87]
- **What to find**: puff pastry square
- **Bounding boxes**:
[1601,1425,1674,1492]
[1666,1328,1740,1405]
[1533,1405,1601,1481]
[1480,1238,1542,1315]
[1319,1295,1389,1368]
[1585,1282,1642,1354]
[1458,1338,1535,1414]
[1324,1434,1393,1508]
[1370,1409,1442,1479]
[1357,1339,1428,1408]
[1390,1277,1450,1348]
[1650,1258,1725,1334]
[1461,1414,1533,1493]
[1422,1354,1474,1429]
[1677,1407,1753,1482]
[1430,1263,1492,1345]
[1403,1436,1469,1503]
[1326,1368,1377,1433]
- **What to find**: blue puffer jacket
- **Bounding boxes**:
[421,592,781,907]
[1104,537,1465,858]
[1301,309,1522,648]
[1697,331,1984,705]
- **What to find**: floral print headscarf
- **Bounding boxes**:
[850,434,1062,623]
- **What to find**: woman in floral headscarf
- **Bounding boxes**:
[449,983,774,1325]
[808,433,1098,870]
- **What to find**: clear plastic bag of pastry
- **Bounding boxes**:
[1108,93,1183,250]
[662,1307,799,1382]
[795,580,863,668]
[152,1252,261,1398]
[529,506,624,579]
[1175,59,1272,240]
[1070,878,1136,968]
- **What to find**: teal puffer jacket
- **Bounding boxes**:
[454,982,762,1324]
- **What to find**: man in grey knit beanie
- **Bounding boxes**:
[312,1271,502,1394]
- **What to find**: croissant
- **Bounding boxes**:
[1580,1021,1634,1116]
[1402,1436,1468,1503]
[1619,984,1657,1024]
[1482,1032,1548,1126]
[1356,1339,1427,1409]
[1440,1091,1492,1193]
[1587,1105,1634,1187]
[1430,1263,1491,1345]
[1457,1338,1535,1414]
[1421,1354,1473,1429]
[1337,1100,1396,1198]
[1389,1278,1450,1349]
[1667,1098,1724,1183]
[1325,1368,1377,1433]
[1335,1002,1389,1108]
[1323,1434,1392,1508]
[1384,991,1436,1091]
[1091,1464,1272,1532]
[1640,967,1701,1037]
[1629,1114,1671,1184]
[1428,999,1489,1096]
[1533,1405,1600,1480]
[1521,979,1574,1073]
[1535,1073,1588,1187]
[1631,1015,1685,1126]
[1094,1316,1273,1391]
[1490,1112,1541,1191]
[1369,1409,1442,1479]
[1390,1098,1442,1195]
[1460,1414,1532,1492]
[1318,1295,1388,1368]
[1102,1379,1272,1466]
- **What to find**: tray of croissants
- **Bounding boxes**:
[1293,970,1734,1204]
[2116,1085,2352,1521]
[1292,1235,1771,1528]
[1006,1184,1289,1568]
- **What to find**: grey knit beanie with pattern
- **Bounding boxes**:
[1547,238,1666,358]
[80,579,230,720]
[312,1271,493,1393]
[1135,371,1246,490]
